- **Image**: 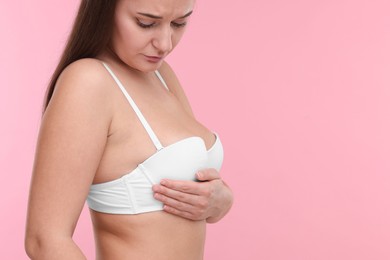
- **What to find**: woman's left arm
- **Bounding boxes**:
[152,169,233,223]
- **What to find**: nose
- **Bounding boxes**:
[152,26,173,54]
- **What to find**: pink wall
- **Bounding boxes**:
[2,0,390,259]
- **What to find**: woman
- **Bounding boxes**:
[25,0,233,259]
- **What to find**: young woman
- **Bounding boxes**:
[25,0,233,259]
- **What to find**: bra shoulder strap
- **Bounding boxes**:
[154,70,170,91]
[102,62,164,151]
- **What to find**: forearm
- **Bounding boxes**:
[25,236,86,260]
[206,181,234,223]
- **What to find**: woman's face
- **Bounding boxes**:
[110,0,195,72]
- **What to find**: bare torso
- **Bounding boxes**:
[90,57,215,259]
[91,211,206,260]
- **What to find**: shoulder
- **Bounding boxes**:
[57,58,109,94]
[158,61,181,94]
[51,58,112,107]
[46,58,113,123]
[158,61,195,117]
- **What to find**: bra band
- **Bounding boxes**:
[102,62,164,151]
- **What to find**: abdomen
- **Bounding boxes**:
[90,210,206,260]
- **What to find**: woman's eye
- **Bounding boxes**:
[136,19,155,28]
[171,22,187,28]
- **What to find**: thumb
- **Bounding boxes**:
[196,168,220,182]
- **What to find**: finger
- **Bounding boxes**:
[159,179,203,194]
[163,205,202,221]
[154,192,199,213]
[196,168,220,182]
[153,184,201,204]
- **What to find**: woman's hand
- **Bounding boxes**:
[152,169,233,223]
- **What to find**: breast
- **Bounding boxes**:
[140,136,208,183]
[204,133,224,172]
[87,137,209,214]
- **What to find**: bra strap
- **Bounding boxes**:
[102,62,164,151]
[154,70,170,91]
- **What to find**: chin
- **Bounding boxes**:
[133,60,164,73]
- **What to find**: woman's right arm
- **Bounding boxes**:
[25,59,112,259]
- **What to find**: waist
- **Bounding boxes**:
[91,210,206,260]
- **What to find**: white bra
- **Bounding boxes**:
[86,63,224,214]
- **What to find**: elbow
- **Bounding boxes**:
[25,230,52,259]
[25,230,81,259]
[25,232,41,259]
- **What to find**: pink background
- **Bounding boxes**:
[1,0,390,259]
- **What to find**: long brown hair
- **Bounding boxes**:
[42,0,117,115]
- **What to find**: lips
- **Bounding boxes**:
[144,55,163,63]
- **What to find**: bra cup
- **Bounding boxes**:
[206,136,224,172]
[140,137,208,184]
[87,135,224,214]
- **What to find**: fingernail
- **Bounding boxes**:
[160,180,167,185]
[196,172,203,179]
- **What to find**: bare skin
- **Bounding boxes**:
[88,53,218,259]
[25,0,233,258]
[26,57,232,259]
[152,168,233,223]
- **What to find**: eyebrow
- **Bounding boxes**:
[137,10,193,19]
